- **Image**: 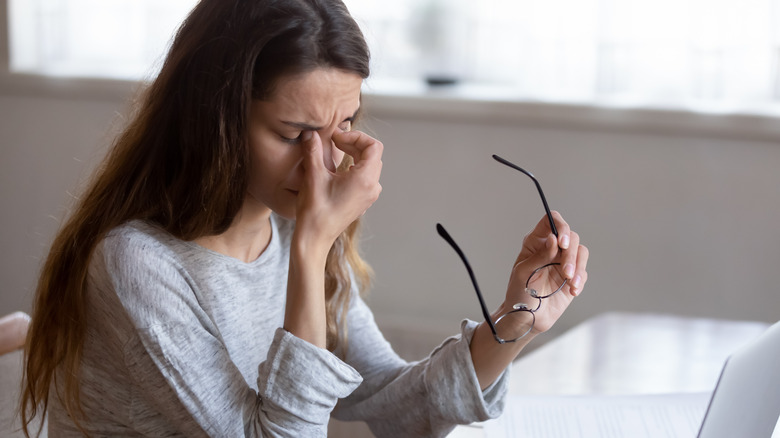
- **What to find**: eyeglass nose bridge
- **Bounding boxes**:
[512,296,543,313]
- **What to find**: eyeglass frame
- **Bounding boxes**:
[436,155,567,344]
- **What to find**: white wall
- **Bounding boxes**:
[2,84,779,353]
[357,96,780,346]
[0,92,129,317]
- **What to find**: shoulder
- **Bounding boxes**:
[98,220,188,272]
[90,221,210,329]
[91,220,197,301]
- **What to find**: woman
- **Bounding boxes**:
[22,0,589,436]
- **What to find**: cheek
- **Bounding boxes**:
[247,136,299,191]
[248,143,271,185]
[254,151,301,187]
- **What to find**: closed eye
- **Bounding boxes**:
[280,132,304,144]
[279,110,357,143]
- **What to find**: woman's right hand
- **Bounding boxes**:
[293,129,383,252]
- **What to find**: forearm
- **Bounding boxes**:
[284,236,329,349]
[469,305,536,390]
[334,316,506,435]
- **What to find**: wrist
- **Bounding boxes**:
[285,233,329,349]
[291,229,332,263]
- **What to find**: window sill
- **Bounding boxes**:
[3,72,780,143]
[0,72,142,102]
[362,78,780,143]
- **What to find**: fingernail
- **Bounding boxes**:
[572,274,582,289]
[302,131,313,142]
[561,234,570,249]
[564,263,575,278]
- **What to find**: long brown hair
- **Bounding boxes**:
[21,0,372,434]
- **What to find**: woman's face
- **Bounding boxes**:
[247,68,363,219]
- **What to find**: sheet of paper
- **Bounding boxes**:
[483,392,711,438]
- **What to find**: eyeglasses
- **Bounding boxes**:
[436,155,567,344]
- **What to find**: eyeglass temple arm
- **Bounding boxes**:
[492,154,558,238]
[436,224,499,337]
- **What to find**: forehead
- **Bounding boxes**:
[266,68,363,121]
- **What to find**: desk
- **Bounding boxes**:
[450,312,771,437]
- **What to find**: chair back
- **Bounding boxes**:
[0,312,47,437]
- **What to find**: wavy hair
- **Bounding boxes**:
[21,0,372,434]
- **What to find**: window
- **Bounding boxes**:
[8,0,195,80]
[351,0,780,112]
[8,0,780,112]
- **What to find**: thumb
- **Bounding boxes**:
[302,131,325,174]
[516,234,559,271]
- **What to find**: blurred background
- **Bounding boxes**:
[2,0,780,361]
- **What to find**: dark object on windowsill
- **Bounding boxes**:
[425,75,459,86]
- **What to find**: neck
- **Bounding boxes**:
[194,195,273,263]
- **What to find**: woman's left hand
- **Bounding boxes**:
[498,211,589,338]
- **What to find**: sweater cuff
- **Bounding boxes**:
[426,319,509,424]
[257,328,363,427]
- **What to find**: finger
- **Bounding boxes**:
[516,233,558,272]
[332,130,383,165]
[569,244,590,296]
[526,210,566,243]
[333,133,383,190]
[518,212,566,261]
[300,132,330,195]
[322,137,336,173]
[560,230,580,280]
[302,130,329,175]
[550,210,571,249]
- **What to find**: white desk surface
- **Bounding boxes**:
[450,312,771,437]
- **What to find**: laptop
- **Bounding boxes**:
[697,318,780,437]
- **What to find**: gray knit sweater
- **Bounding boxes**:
[47,214,508,437]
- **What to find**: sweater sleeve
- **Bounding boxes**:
[332,294,509,437]
[101,232,362,437]
[255,328,363,435]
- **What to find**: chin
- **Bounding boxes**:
[248,190,297,221]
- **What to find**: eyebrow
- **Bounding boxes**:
[281,108,359,131]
